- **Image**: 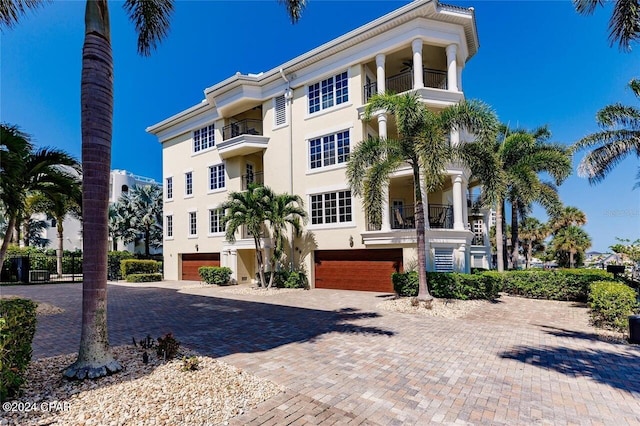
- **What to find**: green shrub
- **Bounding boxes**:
[0,298,37,400]
[392,271,500,300]
[258,271,289,288]
[157,333,180,360]
[589,281,638,332]
[125,273,163,283]
[198,266,233,285]
[284,271,309,289]
[500,269,614,301]
[120,259,160,278]
[108,251,134,280]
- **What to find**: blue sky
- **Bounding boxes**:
[1,0,638,252]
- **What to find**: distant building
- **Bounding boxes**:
[37,169,161,254]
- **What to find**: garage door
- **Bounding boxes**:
[314,249,402,292]
[181,253,220,281]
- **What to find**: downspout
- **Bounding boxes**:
[280,68,295,270]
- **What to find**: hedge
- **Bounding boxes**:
[125,273,163,283]
[120,259,160,278]
[589,281,638,332]
[108,251,134,280]
[392,271,501,300]
[498,269,614,302]
[198,267,233,286]
[255,270,309,289]
[0,298,37,400]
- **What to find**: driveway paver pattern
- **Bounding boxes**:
[3,282,639,425]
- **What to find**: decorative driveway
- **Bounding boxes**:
[4,282,639,425]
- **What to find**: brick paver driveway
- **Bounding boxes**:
[4,282,639,425]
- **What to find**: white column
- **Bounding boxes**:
[452,174,464,230]
[411,38,424,90]
[450,129,460,147]
[446,44,458,92]
[375,112,390,231]
[456,64,463,91]
[229,249,238,282]
[375,54,386,94]
[462,178,469,230]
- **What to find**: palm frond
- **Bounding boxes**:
[596,104,640,129]
[573,0,605,15]
[577,134,640,183]
[123,0,174,57]
[609,0,640,52]
[278,0,306,23]
[0,0,48,29]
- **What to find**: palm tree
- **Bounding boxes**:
[348,93,497,301]
[463,129,571,271]
[519,217,549,269]
[2,0,305,380]
[573,78,640,187]
[119,184,163,256]
[551,225,592,268]
[265,193,307,287]
[0,124,80,268]
[28,180,83,277]
[222,184,273,288]
[549,206,587,232]
[573,0,639,52]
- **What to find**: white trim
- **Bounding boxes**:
[306,163,348,176]
[306,127,352,174]
[304,122,354,141]
[305,182,351,195]
[191,146,216,158]
[206,162,226,193]
[304,102,353,121]
[308,222,357,231]
[272,93,288,129]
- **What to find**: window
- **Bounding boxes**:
[310,190,352,225]
[188,212,197,236]
[166,177,173,200]
[209,209,224,234]
[185,172,193,196]
[208,164,225,191]
[193,124,215,153]
[308,71,348,114]
[166,215,173,238]
[274,95,287,126]
[121,184,129,193]
[309,130,350,170]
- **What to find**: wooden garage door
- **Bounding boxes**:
[181,253,220,281]
[314,249,402,292]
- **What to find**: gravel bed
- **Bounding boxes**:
[1,345,282,426]
[377,296,488,319]
[221,286,305,297]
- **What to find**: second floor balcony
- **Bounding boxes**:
[366,203,454,231]
[222,119,263,141]
[241,171,264,190]
[364,69,447,103]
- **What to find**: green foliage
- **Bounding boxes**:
[108,251,134,280]
[0,298,37,400]
[120,259,160,278]
[198,266,233,286]
[156,333,180,360]
[180,356,199,372]
[284,271,309,289]
[125,273,163,283]
[392,271,500,300]
[589,281,639,332]
[500,269,614,301]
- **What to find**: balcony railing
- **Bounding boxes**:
[241,171,264,190]
[365,203,454,231]
[222,119,263,141]
[428,204,453,229]
[363,69,448,103]
[471,234,485,246]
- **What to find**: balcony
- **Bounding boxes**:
[241,171,264,190]
[363,69,447,103]
[217,119,268,160]
[366,203,453,231]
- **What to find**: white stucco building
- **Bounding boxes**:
[38,169,162,254]
[147,0,492,291]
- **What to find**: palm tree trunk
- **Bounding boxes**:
[254,236,267,288]
[526,242,532,269]
[145,229,150,257]
[495,200,504,272]
[413,167,432,302]
[56,220,64,277]
[511,199,519,269]
[0,214,17,268]
[570,250,575,269]
[64,0,121,380]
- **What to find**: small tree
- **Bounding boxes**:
[551,225,592,268]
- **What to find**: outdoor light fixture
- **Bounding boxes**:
[195,244,199,252]
[349,235,354,247]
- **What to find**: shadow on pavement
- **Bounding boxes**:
[500,344,640,394]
